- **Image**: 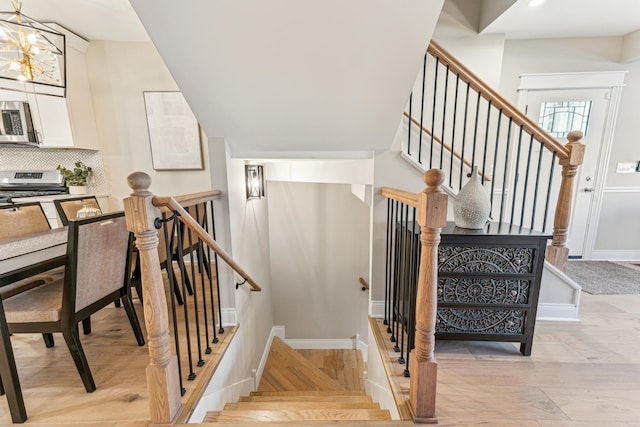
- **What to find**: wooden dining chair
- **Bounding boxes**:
[53,196,102,226]
[0,203,63,300]
[2,212,145,393]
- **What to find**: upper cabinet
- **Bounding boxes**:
[0,26,100,150]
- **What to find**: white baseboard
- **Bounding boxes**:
[220,308,237,326]
[536,303,580,322]
[588,250,640,261]
[254,326,286,391]
[371,300,385,318]
[285,338,357,350]
[356,336,368,363]
[187,377,254,422]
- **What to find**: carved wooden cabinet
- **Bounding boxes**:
[435,222,550,355]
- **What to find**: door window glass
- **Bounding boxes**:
[538,100,592,138]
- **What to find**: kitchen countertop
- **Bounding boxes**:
[12,193,108,202]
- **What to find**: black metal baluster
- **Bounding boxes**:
[194,205,212,355]
[175,222,196,381]
[449,74,460,188]
[530,141,545,230]
[389,200,400,336]
[398,208,409,364]
[418,53,427,165]
[482,101,492,186]
[209,201,223,337]
[510,126,525,226]
[394,203,406,352]
[440,66,450,169]
[384,198,392,326]
[471,91,481,170]
[202,202,219,345]
[519,134,535,227]
[542,152,558,232]
[429,57,439,169]
[162,214,186,396]
[185,223,204,368]
[490,111,502,217]
[459,83,471,190]
[407,93,413,157]
[499,119,513,224]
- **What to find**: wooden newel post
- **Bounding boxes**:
[408,169,448,424]
[546,131,585,271]
[123,172,182,427]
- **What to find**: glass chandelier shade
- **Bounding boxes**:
[0,1,65,95]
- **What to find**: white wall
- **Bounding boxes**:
[267,181,370,341]
[190,142,275,420]
[85,41,213,209]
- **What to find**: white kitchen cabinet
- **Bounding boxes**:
[26,94,75,148]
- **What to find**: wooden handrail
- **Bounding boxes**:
[359,277,369,291]
[380,187,419,207]
[428,40,569,159]
[174,190,222,207]
[153,196,262,292]
[404,111,491,182]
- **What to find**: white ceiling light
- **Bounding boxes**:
[529,0,545,7]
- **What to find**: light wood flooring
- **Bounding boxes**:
[0,268,235,426]
[374,291,640,426]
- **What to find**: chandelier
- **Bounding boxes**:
[0,1,65,95]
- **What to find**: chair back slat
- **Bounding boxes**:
[71,214,130,312]
[0,202,50,241]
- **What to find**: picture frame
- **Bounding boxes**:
[143,91,203,170]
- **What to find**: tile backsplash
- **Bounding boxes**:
[0,146,107,195]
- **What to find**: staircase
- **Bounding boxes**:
[202,337,403,425]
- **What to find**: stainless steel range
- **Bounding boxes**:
[0,170,67,205]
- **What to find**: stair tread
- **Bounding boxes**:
[258,337,346,392]
[192,421,413,426]
[250,390,365,397]
[239,395,373,403]
[224,401,381,410]
[213,409,392,422]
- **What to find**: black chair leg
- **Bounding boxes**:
[121,294,145,346]
[0,374,4,395]
[82,318,91,335]
[113,299,122,308]
[43,333,55,348]
[62,326,96,393]
[168,266,184,306]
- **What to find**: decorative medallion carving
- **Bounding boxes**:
[436,309,526,334]
[438,246,534,273]
[437,278,530,304]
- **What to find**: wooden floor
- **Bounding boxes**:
[0,267,235,426]
[374,291,640,426]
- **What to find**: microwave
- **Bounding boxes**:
[0,101,37,145]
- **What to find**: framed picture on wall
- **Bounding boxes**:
[143,91,203,170]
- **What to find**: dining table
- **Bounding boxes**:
[0,226,67,423]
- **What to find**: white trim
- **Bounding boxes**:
[219,308,237,326]
[518,71,627,91]
[254,326,286,391]
[187,377,254,422]
[602,187,640,193]
[589,250,640,261]
[356,336,369,363]
[536,303,580,322]
[285,338,359,350]
[371,300,386,318]
[582,84,624,260]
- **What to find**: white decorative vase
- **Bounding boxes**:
[453,166,490,229]
[68,185,87,195]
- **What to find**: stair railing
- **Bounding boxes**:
[405,40,585,270]
[380,169,447,423]
[123,171,261,426]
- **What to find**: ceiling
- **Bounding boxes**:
[10,0,640,43]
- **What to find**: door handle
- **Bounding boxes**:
[584,187,595,192]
